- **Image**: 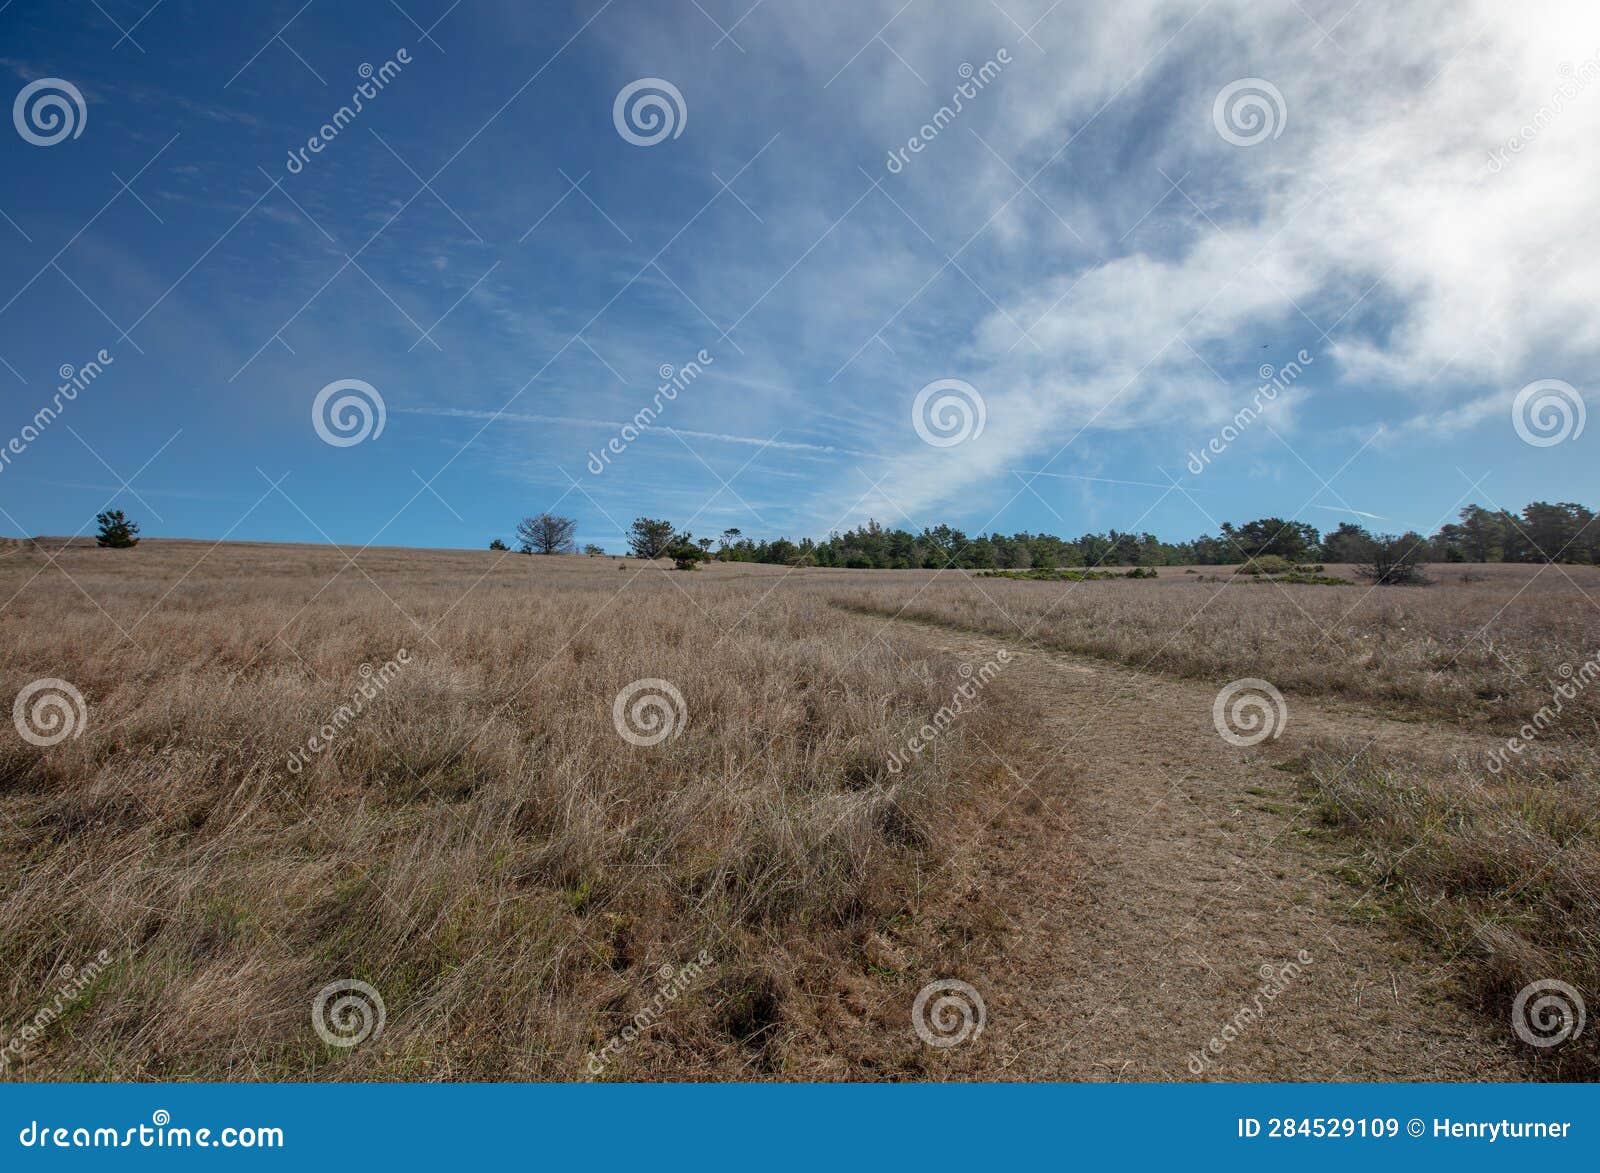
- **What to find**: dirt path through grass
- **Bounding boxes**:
[859,611,1526,1080]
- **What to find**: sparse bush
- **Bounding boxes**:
[1237,554,1294,575]
[1359,533,1431,585]
[488,539,509,551]
[1234,556,1342,583]
[1259,572,1351,585]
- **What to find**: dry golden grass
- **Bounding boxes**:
[3,541,1595,1080]
[1298,739,1600,1079]
[830,562,1600,1070]
[0,541,1027,1080]
[834,561,1600,733]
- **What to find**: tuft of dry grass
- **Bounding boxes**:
[1297,740,1600,1079]
[0,542,1028,1080]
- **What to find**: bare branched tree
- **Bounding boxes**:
[1358,533,1431,585]
[516,513,577,555]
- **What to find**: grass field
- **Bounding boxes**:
[1,540,1595,1079]
[838,561,1600,731]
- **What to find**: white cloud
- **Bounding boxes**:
[787,0,1600,522]
[406,0,1599,538]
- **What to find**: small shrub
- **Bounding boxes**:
[1268,572,1352,585]
[95,510,139,548]
[1238,554,1294,576]
[667,536,706,571]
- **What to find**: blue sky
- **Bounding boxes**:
[0,0,1595,551]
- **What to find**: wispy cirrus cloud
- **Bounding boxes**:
[396,406,879,458]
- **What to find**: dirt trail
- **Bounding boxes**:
[860,612,1525,1081]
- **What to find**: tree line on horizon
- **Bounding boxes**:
[494,500,1599,570]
